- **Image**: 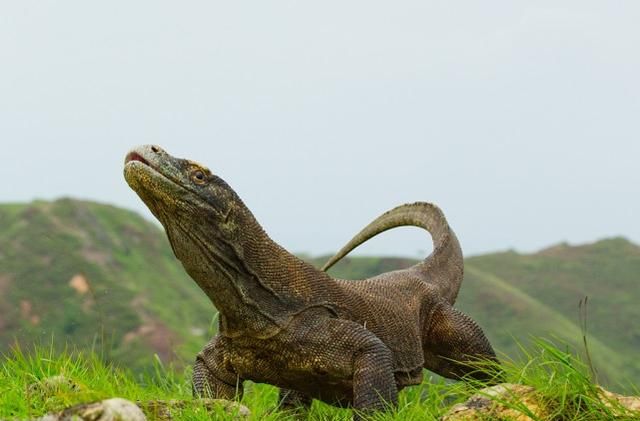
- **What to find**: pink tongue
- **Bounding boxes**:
[125,152,149,165]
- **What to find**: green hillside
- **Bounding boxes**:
[1,199,638,392]
[0,198,214,371]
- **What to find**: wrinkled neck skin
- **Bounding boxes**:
[161,200,333,339]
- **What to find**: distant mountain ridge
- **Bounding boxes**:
[0,199,637,390]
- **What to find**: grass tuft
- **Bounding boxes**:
[1,339,636,420]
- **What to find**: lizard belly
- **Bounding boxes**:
[228,336,354,405]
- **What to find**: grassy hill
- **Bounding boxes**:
[462,240,640,389]
[0,199,638,392]
[0,198,214,371]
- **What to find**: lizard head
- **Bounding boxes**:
[124,145,324,333]
[123,145,242,250]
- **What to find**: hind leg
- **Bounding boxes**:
[422,302,500,382]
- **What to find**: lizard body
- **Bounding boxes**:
[124,145,498,416]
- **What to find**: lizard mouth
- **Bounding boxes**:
[124,148,186,195]
[125,152,150,166]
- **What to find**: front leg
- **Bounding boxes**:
[351,332,397,412]
[193,335,243,400]
[285,316,398,414]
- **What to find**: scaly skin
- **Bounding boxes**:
[124,145,499,417]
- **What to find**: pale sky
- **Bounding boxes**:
[1,1,638,257]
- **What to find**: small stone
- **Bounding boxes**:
[38,398,146,421]
[597,386,640,416]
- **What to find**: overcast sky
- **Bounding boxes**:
[1,1,638,257]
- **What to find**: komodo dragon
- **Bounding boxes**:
[124,145,499,416]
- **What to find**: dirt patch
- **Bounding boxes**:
[124,295,180,363]
[19,299,40,326]
[69,274,95,312]
[69,274,90,294]
[123,320,179,363]
[81,246,112,267]
[20,300,32,318]
[0,275,11,331]
[0,274,10,295]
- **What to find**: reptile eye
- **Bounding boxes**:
[192,170,206,184]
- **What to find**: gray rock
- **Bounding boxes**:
[597,386,640,416]
[441,383,640,420]
[36,398,145,421]
[440,383,546,421]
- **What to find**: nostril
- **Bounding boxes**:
[151,145,159,153]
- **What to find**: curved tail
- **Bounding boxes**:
[322,202,463,305]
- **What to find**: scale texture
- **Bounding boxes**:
[124,145,499,416]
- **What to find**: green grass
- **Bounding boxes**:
[1,340,636,420]
[462,266,629,384]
